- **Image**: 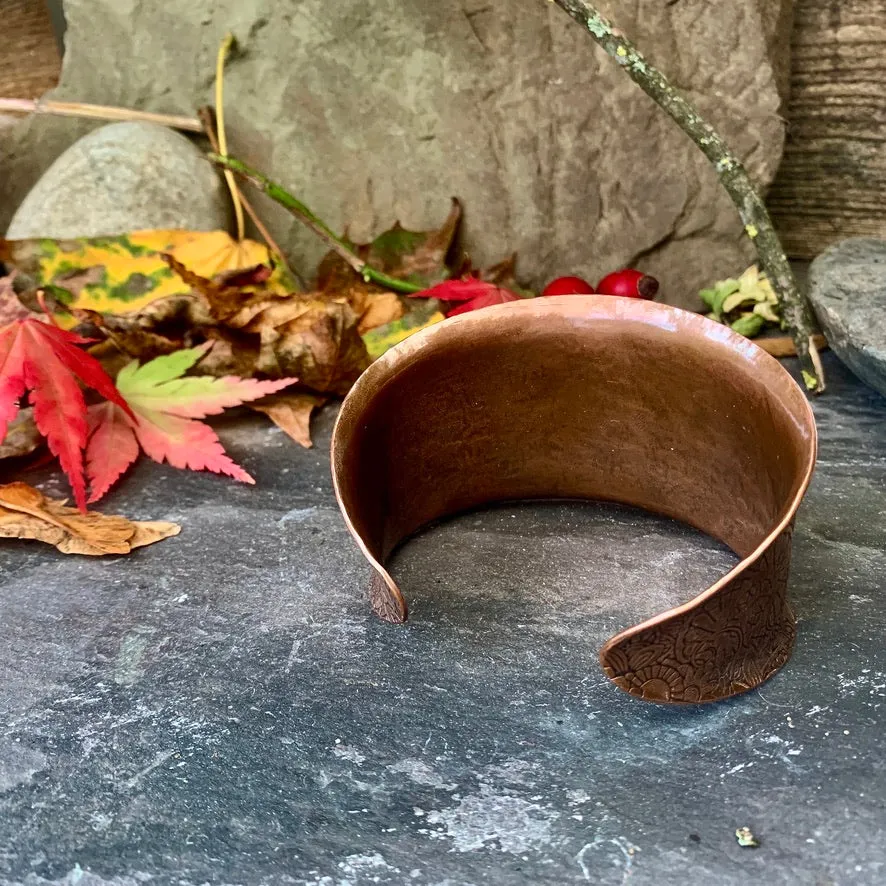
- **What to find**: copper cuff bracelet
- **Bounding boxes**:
[331,296,817,704]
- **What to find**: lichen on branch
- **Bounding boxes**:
[550,0,824,392]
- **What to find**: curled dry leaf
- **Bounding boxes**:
[249,392,327,449]
[160,254,370,394]
[0,481,180,556]
[0,408,41,460]
[0,271,33,326]
[349,290,405,335]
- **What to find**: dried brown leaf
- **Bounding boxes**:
[0,482,180,556]
[0,271,32,325]
[755,333,828,359]
[254,299,369,395]
[128,521,185,550]
[0,408,41,460]
[162,253,288,325]
[364,198,461,283]
[194,328,261,377]
[349,290,406,334]
[480,253,519,287]
[250,392,327,448]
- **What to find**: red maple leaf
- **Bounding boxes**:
[85,345,296,503]
[0,318,133,512]
[410,278,521,316]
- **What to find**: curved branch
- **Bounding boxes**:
[550,0,824,392]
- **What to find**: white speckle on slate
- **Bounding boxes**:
[388,758,456,790]
[333,744,366,765]
[426,784,557,853]
[0,740,48,793]
[482,758,539,784]
[5,863,150,885]
[113,628,154,686]
[575,836,639,885]
[279,506,319,525]
[338,851,399,879]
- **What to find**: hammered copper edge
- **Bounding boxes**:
[330,296,817,704]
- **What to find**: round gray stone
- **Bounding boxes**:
[6,121,229,240]
[809,238,886,399]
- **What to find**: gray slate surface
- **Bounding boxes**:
[810,237,886,398]
[0,0,792,307]
[1,353,885,885]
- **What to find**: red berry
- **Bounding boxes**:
[541,275,596,297]
[595,269,659,300]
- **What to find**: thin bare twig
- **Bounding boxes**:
[197,107,304,290]
[214,34,245,242]
[0,97,202,132]
[757,333,827,359]
[550,0,825,392]
[210,154,424,294]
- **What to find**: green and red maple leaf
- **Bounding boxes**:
[0,317,294,511]
[85,345,291,501]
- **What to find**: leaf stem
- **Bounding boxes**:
[210,154,424,294]
[550,0,824,392]
[197,107,305,290]
[0,97,203,132]
[215,34,245,242]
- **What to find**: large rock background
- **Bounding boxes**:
[0,0,793,307]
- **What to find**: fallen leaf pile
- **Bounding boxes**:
[0,198,528,512]
[0,481,179,556]
[158,253,371,394]
[700,265,781,338]
[0,205,469,405]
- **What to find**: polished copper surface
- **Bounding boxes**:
[331,296,817,703]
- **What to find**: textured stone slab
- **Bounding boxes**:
[809,237,886,398]
[0,0,792,306]
[0,354,885,884]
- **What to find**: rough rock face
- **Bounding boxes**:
[0,0,792,307]
[809,238,886,398]
[6,122,230,239]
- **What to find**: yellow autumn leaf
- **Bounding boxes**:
[0,229,294,321]
[362,307,446,360]
[167,230,271,278]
